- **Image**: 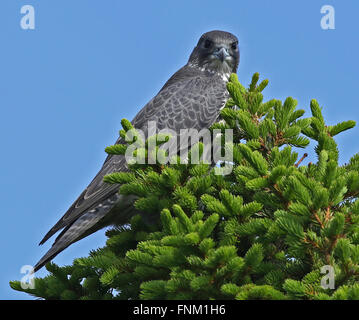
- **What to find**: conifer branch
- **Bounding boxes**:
[295,153,308,168]
[10,72,359,301]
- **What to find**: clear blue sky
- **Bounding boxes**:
[1,0,358,299]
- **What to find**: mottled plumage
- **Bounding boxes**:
[34,30,240,271]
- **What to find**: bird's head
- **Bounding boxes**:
[188,30,239,77]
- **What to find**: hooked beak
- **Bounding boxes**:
[214,47,230,62]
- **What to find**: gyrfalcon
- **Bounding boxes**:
[34,30,240,271]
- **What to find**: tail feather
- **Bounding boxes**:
[33,193,142,272]
[34,204,112,272]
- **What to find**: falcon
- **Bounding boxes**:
[34,30,240,271]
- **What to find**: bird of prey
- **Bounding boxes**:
[34,30,240,271]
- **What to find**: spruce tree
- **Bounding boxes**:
[10,72,359,300]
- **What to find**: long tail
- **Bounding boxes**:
[33,193,141,272]
[33,205,111,272]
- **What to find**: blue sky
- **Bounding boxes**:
[1,0,358,299]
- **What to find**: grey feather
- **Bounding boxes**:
[34,30,239,271]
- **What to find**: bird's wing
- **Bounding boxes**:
[39,154,126,244]
[132,66,228,132]
[39,67,228,245]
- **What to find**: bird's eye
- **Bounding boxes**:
[204,39,212,49]
[231,42,238,50]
